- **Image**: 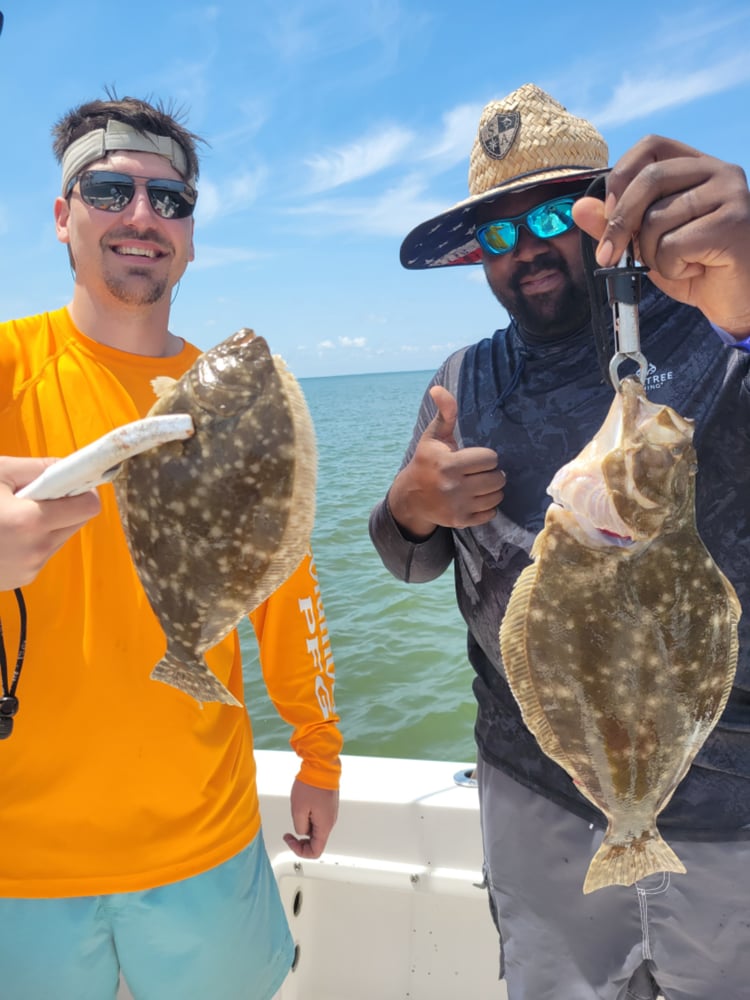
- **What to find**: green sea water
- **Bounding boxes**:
[240,369,478,763]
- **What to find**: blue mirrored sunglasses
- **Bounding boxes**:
[66,170,197,220]
[476,195,578,255]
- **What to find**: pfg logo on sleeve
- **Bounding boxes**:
[297,557,336,719]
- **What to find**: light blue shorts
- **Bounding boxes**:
[0,831,293,1000]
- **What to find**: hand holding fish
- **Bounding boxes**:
[573,135,750,336]
[0,457,100,590]
[388,386,505,538]
[283,780,339,859]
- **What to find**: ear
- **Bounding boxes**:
[54,195,71,245]
[188,217,195,263]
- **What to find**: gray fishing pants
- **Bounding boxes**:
[478,756,750,1000]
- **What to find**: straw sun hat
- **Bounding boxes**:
[400,83,609,270]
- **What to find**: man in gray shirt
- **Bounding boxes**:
[370,82,750,1000]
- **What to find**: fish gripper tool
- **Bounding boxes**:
[595,247,650,391]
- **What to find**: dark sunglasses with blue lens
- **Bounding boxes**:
[476,194,580,256]
[66,170,197,220]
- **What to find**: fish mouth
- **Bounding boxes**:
[595,526,635,547]
[547,500,635,548]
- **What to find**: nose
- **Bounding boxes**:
[512,222,549,260]
[122,182,158,224]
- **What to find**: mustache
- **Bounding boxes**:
[102,226,173,253]
[510,251,569,292]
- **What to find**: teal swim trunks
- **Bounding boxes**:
[0,831,293,1000]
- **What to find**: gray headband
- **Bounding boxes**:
[61,120,194,194]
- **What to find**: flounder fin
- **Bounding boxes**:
[500,563,570,768]
[151,375,178,399]
[582,831,686,894]
[245,355,317,606]
[151,653,241,708]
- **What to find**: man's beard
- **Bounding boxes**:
[100,227,172,307]
[493,250,591,340]
[104,269,169,306]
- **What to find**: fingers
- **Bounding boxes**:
[0,455,57,493]
[28,492,102,533]
[0,456,101,530]
[584,135,748,270]
[388,384,508,536]
[595,136,705,266]
[426,385,459,445]
[428,461,506,529]
[571,196,607,242]
[450,467,506,525]
[0,466,101,590]
[573,135,750,330]
[425,387,501,477]
[284,782,338,859]
[283,829,325,860]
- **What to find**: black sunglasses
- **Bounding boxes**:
[67,170,197,220]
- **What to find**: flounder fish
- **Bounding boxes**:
[114,328,316,707]
[499,376,741,893]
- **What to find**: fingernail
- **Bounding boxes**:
[596,239,614,267]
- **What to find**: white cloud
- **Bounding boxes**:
[590,56,750,127]
[196,167,268,223]
[421,103,483,167]
[207,99,270,149]
[291,173,450,238]
[305,125,414,192]
[316,335,367,351]
[649,6,750,53]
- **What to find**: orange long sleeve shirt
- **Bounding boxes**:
[0,308,341,897]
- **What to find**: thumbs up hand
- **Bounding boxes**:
[387,386,506,539]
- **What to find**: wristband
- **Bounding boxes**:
[711,324,750,352]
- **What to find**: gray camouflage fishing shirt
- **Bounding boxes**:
[369,281,750,840]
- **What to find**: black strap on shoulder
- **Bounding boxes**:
[0,588,27,739]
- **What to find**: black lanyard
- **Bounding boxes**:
[0,588,27,738]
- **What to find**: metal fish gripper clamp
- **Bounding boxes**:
[595,247,650,391]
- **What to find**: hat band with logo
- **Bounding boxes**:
[400,83,609,270]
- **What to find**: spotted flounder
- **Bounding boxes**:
[115,328,316,707]
[499,376,740,893]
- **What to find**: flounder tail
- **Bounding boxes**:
[583,829,686,894]
[151,654,242,708]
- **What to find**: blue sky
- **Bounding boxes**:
[1,1,749,377]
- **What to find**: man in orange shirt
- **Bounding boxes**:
[0,93,341,1000]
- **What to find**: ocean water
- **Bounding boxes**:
[240,369,479,763]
